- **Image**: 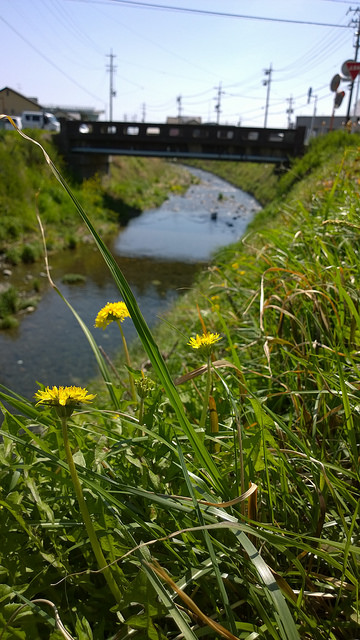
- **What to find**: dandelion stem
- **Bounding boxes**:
[199,356,212,432]
[117,320,137,402]
[235,414,245,514]
[138,397,144,425]
[209,395,220,453]
[61,416,122,604]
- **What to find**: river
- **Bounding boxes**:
[0,167,260,400]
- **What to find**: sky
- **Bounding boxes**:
[2,0,360,128]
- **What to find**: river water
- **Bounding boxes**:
[0,167,260,400]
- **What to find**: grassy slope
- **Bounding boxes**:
[136,132,359,636]
[132,131,360,351]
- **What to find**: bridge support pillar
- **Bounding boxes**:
[66,153,111,181]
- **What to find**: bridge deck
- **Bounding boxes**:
[57,120,306,165]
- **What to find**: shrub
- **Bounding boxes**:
[0,314,19,329]
[21,243,39,264]
[61,273,87,284]
[0,286,18,317]
[5,247,21,265]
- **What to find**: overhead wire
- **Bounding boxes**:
[0,15,105,102]
[72,0,352,28]
[81,0,223,81]
[2,0,355,125]
[275,12,350,73]
[40,0,105,57]
[59,0,355,117]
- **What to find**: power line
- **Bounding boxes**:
[0,15,104,102]
[42,0,104,56]
[84,0,352,28]
[275,14,349,73]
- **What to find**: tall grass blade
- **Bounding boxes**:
[14,126,225,493]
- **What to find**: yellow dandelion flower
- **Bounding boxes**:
[95,301,130,330]
[231,262,239,269]
[187,332,221,351]
[35,385,95,408]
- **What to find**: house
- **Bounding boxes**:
[0,86,42,116]
[166,116,202,125]
[0,87,103,122]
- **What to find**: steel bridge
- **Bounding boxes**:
[56,120,306,179]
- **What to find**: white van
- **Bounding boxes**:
[0,115,22,130]
[21,111,60,132]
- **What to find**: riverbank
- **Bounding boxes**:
[1,130,360,638]
[0,166,260,399]
[0,129,195,327]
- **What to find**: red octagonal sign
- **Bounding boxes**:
[346,61,360,80]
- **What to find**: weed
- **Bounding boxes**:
[0,286,18,316]
[0,314,19,329]
[4,247,21,265]
[21,243,39,264]
[61,273,87,284]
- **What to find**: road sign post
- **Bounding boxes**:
[344,60,360,120]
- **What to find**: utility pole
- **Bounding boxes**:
[346,7,360,120]
[214,82,224,124]
[142,103,146,123]
[263,64,272,128]
[308,88,318,140]
[106,49,117,122]
[286,95,294,128]
[177,95,182,121]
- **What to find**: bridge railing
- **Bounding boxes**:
[60,120,304,149]
[56,120,306,172]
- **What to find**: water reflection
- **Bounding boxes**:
[0,167,260,400]
[0,254,200,399]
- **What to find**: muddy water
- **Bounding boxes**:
[0,167,260,399]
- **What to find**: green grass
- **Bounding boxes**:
[0,130,359,639]
[0,129,194,256]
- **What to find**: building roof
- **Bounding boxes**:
[0,86,42,109]
[1,87,103,121]
[43,105,104,121]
